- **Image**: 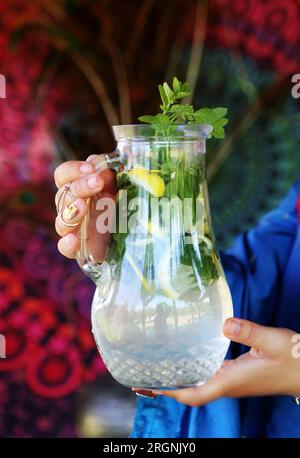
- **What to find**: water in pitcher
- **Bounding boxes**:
[91,257,233,389]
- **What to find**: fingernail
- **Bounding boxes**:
[63,200,79,221]
[136,392,158,398]
[64,233,75,246]
[80,163,94,174]
[131,388,159,398]
[87,154,98,162]
[87,175,103,189]
[224,319,241,336]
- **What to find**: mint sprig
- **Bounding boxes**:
[138,77,228,138]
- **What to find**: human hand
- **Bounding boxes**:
[133,318,300,405]
[54,155,116,260]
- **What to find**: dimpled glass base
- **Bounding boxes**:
[100,342,228,389]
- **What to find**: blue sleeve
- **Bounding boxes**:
[131,179,300,438]
[221,179,299,326]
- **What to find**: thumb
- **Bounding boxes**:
[223,318,288,356]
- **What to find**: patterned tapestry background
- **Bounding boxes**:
[0,0,300,437]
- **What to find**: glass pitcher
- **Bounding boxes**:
[76,124,233,390]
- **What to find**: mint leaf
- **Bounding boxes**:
[168,104,194,123]
[152,113,170,125]
[138,115,156,123]
[193,108,217,124]
[178,82,191,96]
[214,117,229,127]
[158,84,169,109]
[152,113,176,135]
[212,125,225,138]
[162,82,174,104]
[169,104,194,114]
[172,76,180,94]
[212,107,228,119]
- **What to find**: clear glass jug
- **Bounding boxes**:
[77,124,233,389]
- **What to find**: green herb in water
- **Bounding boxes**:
[107,77,228,294]
[139,77,228,138]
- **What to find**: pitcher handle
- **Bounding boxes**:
[76,149,122,283]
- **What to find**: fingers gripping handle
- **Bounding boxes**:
[76,150,121,283]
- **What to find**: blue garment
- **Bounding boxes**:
[131,179,300,438]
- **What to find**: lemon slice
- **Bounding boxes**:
[116,189,125,203]
[128,167,165,197]
[158,246,197,299]
[197,234,213,251]
[187,226,213,251]
[125,251,153,292]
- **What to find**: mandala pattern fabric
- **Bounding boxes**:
[0,218,106,437]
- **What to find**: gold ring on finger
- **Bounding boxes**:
[58,211,80,228]
[56,183,77,214]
